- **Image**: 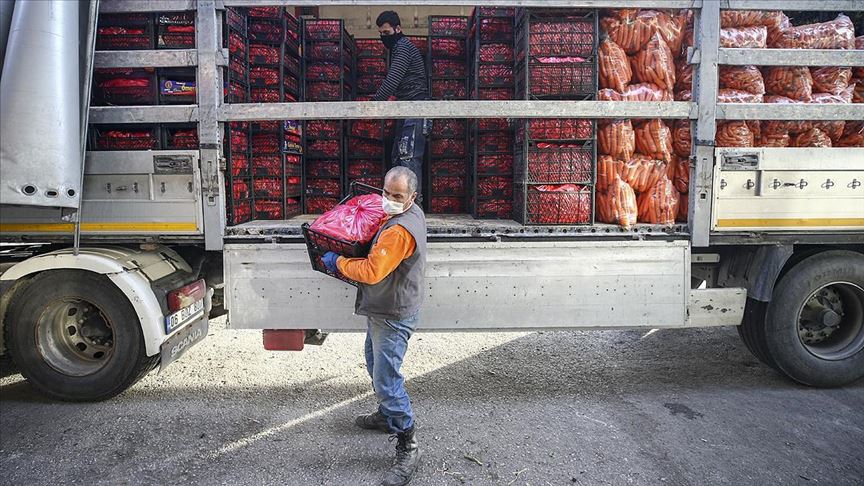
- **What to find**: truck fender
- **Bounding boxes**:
[717,245,793,303]
[0,248,182,357]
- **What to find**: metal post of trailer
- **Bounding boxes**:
[196,0,225,251]
[689,0,719,248]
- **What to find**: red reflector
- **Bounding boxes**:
[168,279,206,312]
[263,329,305,351]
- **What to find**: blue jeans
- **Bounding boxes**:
[392,119,430,196]
[364,312,419,433]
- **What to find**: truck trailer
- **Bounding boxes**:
[0,0,862,401]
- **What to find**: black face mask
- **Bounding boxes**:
[380,31,403,50]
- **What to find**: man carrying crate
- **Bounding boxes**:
[373,10,431,200]
[321,167,427,486]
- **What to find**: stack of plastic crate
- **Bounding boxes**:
[245,7,303,220]
[513,8,598,225]
[302,19,355,213]
[225,7,249,104]
[223,8,251,225]
[469,7,516,219]
[427,16,470,214]
[349,39,391,190]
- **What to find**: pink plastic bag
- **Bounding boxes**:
[308,194,388,253]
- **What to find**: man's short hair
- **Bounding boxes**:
[386,166,418,194]
[376,10,401,28]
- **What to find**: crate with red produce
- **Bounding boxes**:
[96,13,154,50]
[515,183,593,225]
[157,11,195,49]
[93,68,158,106]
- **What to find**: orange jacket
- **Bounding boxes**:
[336,224,416,285]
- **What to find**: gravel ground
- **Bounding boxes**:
[1,317,862,486]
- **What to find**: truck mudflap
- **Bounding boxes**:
[159,314,208,372]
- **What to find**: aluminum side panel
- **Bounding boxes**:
[224,241,690,331]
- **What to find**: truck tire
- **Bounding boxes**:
[5,270,158,401]
[737,298,777,369]
[764,251,864,388]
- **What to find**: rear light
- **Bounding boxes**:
[263,330,305,351]
[168,279,206,312]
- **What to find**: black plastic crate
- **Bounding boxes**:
[156,11,195,49]
[227,198,253,226]
[162,123,199,149]
[429,196,467,214]
[226,8,248,37]
[96,13,154,50]
[473,197,513,219]
[249,17,286,44]
[515,140,595,184]
[514,183,593,225]
[93,68,158,106]
[356,38,386,58]
[429,16,469,37]
[158,68,196,104]
[88,124,160,151]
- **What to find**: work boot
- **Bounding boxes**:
[355,410,390,433]
[381,427,420,486]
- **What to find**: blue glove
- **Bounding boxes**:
[321,252,339,272]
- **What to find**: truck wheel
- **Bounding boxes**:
[764,251,864,387]
[5,270,158,401]
[737,298,777,369]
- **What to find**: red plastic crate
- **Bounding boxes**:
[522,184,591,224]
[477,176,513,198]
[527,119,593,140]
[306,159,341,178]
[432,80,467,100]
[305,196,340,214]
[249,44,280,64]
[254,200,283,220]
[348,159,383,178]
[254,177,283,198]
[430,159,467,176]
[432,60,467,78]
[476,198,513,219]
[431,38,466,58]
[525,143,593,183]
[431,176,466,195]
[477,132,513,153]
[430,197,465,214]
[306,178,342,197]
[478,88,514,100]
[477,154,513,174]
[479,44,514,63]
[479,64,514,86]
[430,138,467,157]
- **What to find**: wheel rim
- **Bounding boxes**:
[797,282,864,361]
[35,298,115,376]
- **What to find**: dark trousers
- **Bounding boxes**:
[391,118,430,197]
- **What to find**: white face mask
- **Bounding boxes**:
[382,196,407,215]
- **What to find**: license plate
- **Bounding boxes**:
[164,299,204,334]
[160,315,208,372]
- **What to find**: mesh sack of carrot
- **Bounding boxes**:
[758,129,790,147]
[670,155,689,193]
[763,96,813,134]
[653,10,687,55]
[672,119,691,157]
[634,119,673,162]
[716,121,754,147]
[637,176,679,225]
[718,89,764,103]
[618,154,667,193]
[811,85,855,104]
[719,65,765,95]
[811,67,852,96]
[720,10,782,28]
[596,176,638,228]
[600,10,657,55]
[836,122,864,147]
[675,89,691,101]
[792,128,832,148]
[675,62,692,93]
[631,32,676,91]
[598,83,673,101]
[853,81,863,103]
[598,38,632,93]
[720,26,767,48]
[596,155,623,193]
[812,121,846,143]
[763,66,813,101]
[598,119,635,161]
[856,37,864,79]
[770,14,855,50]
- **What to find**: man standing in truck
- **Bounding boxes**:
[373,10,431,200]
[321,166,427,486]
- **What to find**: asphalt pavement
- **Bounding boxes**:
[1,317,862,485]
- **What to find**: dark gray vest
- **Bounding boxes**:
[354,203,427,320]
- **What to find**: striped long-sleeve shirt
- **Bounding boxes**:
[373,36,429,102]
